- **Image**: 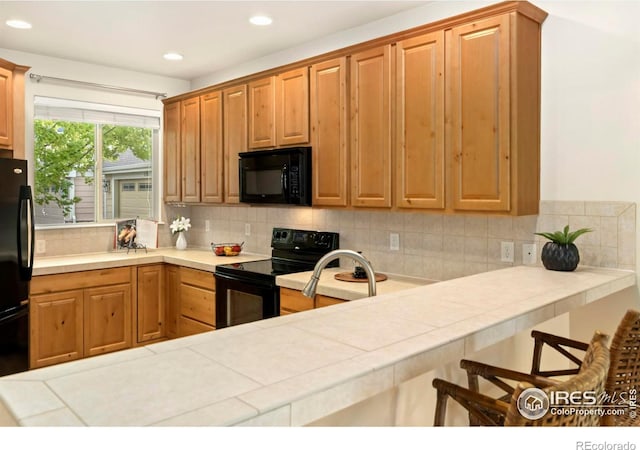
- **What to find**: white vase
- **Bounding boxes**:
[175,232,187,250]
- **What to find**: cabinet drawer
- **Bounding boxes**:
[316,295,346,308]
[31,267,132,295]
[280,287,314,313]
[180,284,215,325]
[178,316,215,337]
[180,267,215,291]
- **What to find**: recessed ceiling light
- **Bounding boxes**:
[163,52,183,61]
[6,19,32,30]
[249,15,272,26]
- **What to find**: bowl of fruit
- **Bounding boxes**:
[211,242,243,257]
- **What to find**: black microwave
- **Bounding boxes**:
[239,147,312,206]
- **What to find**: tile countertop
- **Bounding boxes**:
[0,265,635,426]
[32,248,271,276]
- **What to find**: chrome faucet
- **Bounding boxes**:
[302,249,377,298]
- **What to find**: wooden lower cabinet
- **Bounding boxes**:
[29,290,84,369]
[29,267,134,369]
[280,288,345,315]
[84,284,132,357]
[169,266,216,338]
[178,316,215,337]
[280,287,314,315]
[137,264,165,343]
[165,265,180,339]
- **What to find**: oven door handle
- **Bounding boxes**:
[226,289,232,327]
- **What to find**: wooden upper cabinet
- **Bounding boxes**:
[181,96,201,203]
[248,76,276,149]
[350,45,392,208]
[310,57,349,207]
[0,65,13,149]
[0,58,29,157]
[447,12,541,215]
[223,84,247,203]
[276,67,309,146]
[200,91,224,203]
[163,101,181,202]
[396,31,445,210]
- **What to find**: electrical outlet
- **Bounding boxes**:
[245,223,251,236]
[390,233,400,251]
[501,241,514,263]
[205,220,210,232]
[523,243,537,265]
[36,239,46,254]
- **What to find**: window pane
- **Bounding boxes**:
[102,125,154,220]
[33,120,96,225]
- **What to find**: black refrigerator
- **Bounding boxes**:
[0,158,34,377]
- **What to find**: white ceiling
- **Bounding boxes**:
[0,1,429,81]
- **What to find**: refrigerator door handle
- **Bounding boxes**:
[0,303,29,325]
[17,185,35,282]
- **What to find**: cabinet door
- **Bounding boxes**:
[163,101,181,202]
[276,67,309,146]
[350,45,392,208]
[137,265,165,343]
[200,91,224,203]
[248,76,276,149]
[30,290,84,369]
[310,57,349,206]
[223,85,247,203]
[448,15,510,212]
[165,265,180,339]
[396,32,445,209]
[181,96,201,203]
[84,284,132,357]
[0,66,13,148]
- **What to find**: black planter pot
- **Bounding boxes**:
[540,242,580,271]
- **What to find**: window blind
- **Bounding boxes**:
[34,96,161,129]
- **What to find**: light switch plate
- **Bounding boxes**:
[245,223,251,236]
[205,220,210,232]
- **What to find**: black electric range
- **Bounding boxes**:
[214,228,339,328]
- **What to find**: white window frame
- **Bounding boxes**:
[33,96,161,227]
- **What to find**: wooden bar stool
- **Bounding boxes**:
[432,331,610,426]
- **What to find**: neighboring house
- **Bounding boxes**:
[102,148,153,220]
[34,148,152,225]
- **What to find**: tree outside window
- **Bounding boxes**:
[34,119,156,225]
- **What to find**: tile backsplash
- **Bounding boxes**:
[35,201,636,281]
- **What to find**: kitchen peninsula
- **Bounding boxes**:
[0,255,634,426]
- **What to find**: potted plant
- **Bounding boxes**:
[535,225,592,272]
